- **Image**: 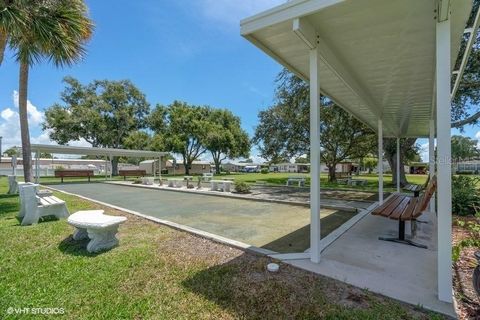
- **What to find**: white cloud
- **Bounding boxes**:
[475,131,480,149]
[12,90,44,125]
[0,91,94,154]
[0,91,50,150]
[195,0,286,27]
[1,108,15,121]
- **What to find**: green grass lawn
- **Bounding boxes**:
[0,176,442,319]
[212,172,428,192]
[37,172,428,193]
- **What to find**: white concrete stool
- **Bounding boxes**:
[68,210,127,253]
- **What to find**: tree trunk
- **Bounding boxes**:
[386,149,408,187]
[327,165,336,182]
[111,157,119,176]
[212,153,221,174]
[184,160,190,175]
[19,61,32,182]
[0,31,7,66]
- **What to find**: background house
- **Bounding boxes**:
[0,157,118,176]
[164,160,212,175]
[270,163,310,173]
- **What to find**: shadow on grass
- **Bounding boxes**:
[0,193,19,199]
[182,253,290,318]
[0,203,19,217]
[180,252,371,319]
[8,215,62,226]
[58,235,102,257]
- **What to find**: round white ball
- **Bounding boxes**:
[267,263,279,272]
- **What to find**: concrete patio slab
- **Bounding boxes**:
[282,211,455,317]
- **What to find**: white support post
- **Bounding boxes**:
[378,119,383,204]
[396,138,400,193]
[429,119,436,212]
[153,158,156,181]
[159,157,162,182]
[436,17,452,303]
[104,157,108,180]
[35,151,40,184]
[309,47,321,263]
[109,155,113,180]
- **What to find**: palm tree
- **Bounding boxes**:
[0,0,25,66]
[2,0,93,181]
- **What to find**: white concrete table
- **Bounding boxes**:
[68,210,127,253]
[202,173,213,182]
[167,179,183,188]
[210,180,233,192]
[141,177,155,185]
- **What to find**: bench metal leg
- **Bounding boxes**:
[378,220,427,249]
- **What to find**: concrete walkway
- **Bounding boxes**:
[284,211,455,317]
[50,182,358,253]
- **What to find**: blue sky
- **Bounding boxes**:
[0,0,284,160]
[0,0,478,162]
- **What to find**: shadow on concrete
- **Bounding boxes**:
[261,210,358,253]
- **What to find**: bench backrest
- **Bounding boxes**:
[119,170,146,176]
[55,170,94,177]
[416,175,437,214]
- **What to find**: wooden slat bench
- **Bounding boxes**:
[372,176,436,248]
[55,170,94,183]
[403,175,430,197]
[119,169,147,181]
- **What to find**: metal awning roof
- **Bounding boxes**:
[29,144,168,158]
[241,0,475,137]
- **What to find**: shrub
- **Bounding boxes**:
[234,181,251,194]
[452,175,480,216]
[260,168,269,174]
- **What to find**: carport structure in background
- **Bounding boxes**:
[241,0,479,304]
[28,144,168,181]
